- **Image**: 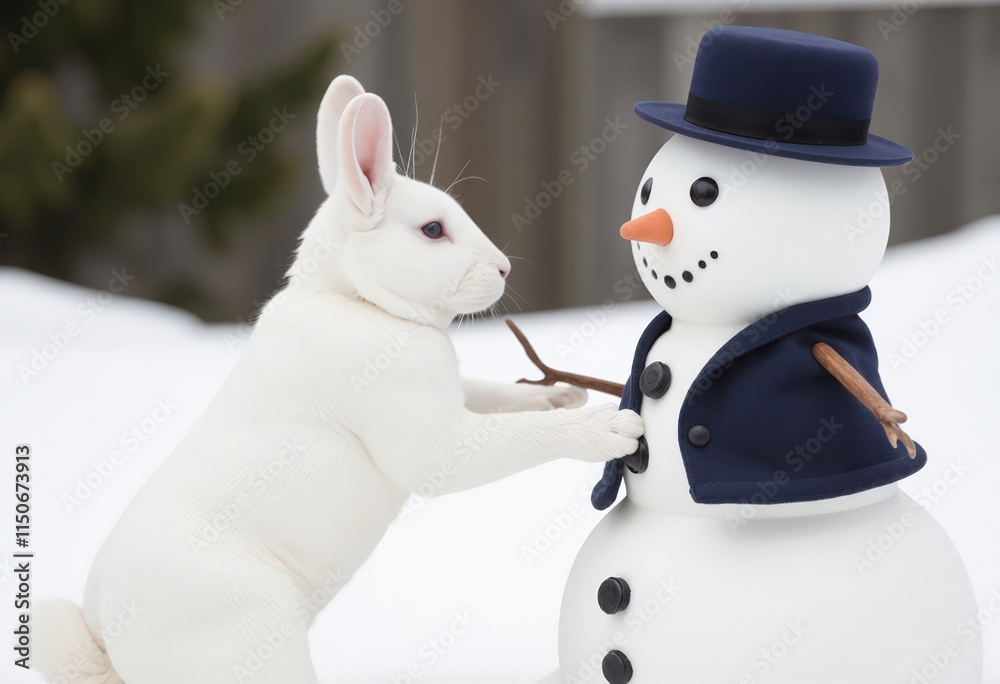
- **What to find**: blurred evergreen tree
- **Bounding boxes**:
[0,0,335,315]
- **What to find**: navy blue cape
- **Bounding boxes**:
[592,288,926,510]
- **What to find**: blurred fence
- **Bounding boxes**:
[2,0,997,320]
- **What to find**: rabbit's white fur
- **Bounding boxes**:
[32,76,643,684]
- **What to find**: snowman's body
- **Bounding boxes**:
[552,133,983,682]
[557,322,981,683]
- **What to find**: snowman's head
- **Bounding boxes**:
[624,135,890,325]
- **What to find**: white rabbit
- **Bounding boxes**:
[33,75,643,684]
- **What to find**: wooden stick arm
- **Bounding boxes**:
[812,342,917,458]
[506,319,626,398]
[812,343,891,416]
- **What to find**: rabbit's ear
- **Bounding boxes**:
[316,75,365,194]
[338,93,395,215]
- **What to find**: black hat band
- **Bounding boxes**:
[683,93,870,147]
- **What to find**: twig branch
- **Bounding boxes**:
[506,319,625,397]
[812,342,917,458]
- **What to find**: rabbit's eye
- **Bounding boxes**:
[421,221,445,239]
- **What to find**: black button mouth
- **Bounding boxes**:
[637,247,719,290]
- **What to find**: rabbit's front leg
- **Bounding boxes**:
[367,401,642,496]
[352,325,640,496]
[462,378,587,413]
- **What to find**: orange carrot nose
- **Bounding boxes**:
[620,208,673,245]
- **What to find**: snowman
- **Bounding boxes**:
[547,27,982,684]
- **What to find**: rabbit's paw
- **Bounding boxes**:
[568,404,644,462]
[523,383,588,410]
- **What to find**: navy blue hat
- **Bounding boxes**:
[637,27,913,166]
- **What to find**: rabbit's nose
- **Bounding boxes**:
[497,254,512,278]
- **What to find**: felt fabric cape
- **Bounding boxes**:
[591,288,926,510]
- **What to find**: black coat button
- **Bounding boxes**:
[597,577,631,614]
[688,425,711,447]
[639,361,671,399]
[623,436,648,474]
[602,650,633,683]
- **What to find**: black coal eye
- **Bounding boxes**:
[640,177,653,205]
[421,221,444,239]
[690,177,718,207]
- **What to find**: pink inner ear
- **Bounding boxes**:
[337,94,394,211]
[352,101,392,195]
